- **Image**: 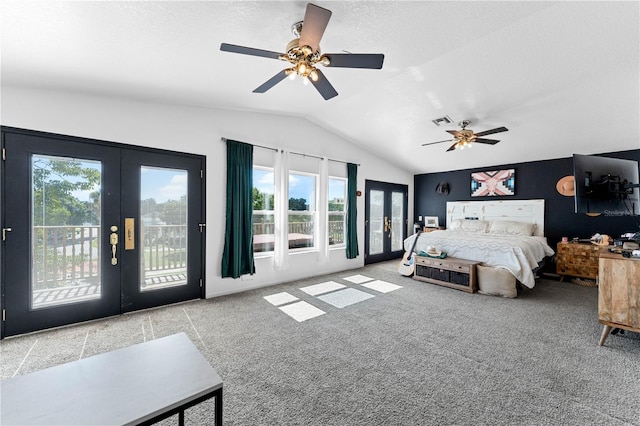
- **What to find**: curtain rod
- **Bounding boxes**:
[289,151,360,167]
[220,137,278,152]
[221,137,359,166]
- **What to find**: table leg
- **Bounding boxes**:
[215,388,223,426]
[598,325,612,346]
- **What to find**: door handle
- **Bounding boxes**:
[110,225,118,265]
[125,218,134,250]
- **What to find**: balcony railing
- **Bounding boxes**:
[252,220,345,252]
[32,220,343,295]
[32,225,187,293]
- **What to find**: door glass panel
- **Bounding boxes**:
[140,166,188,291]
[391,191,404,251]
[32,155,102,309]
[369,190,385,255]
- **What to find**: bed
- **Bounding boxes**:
[405,199,555,289]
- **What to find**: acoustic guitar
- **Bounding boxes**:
[398,230,422,276]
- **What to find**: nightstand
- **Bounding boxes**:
[556,242,604,281]
[423,226,445,233]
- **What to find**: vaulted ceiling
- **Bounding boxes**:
[2,1,638,174]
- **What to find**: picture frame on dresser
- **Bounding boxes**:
[424,216,439,228]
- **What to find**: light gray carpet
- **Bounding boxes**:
[1,260,639,425]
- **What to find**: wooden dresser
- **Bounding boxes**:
[597,251,640,346]
[556,242,602,281]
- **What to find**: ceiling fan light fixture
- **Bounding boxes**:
[309,69,319,81]
[318,56,330,67]
[301,45,314,57]
[286,68,297,80]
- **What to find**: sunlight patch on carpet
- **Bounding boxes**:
[317,288,375,308]
[279,301,326,322]
[361,280,403,294]
[264,292,299,306]
[342,274,374,284]
[300,281,346,296]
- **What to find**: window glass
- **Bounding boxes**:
[288,172,316,250]
[253,167,275,253]
[328,178,346,246]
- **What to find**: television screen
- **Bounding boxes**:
[573,154,640,216]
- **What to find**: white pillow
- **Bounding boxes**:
[488,220,535,236]
[449,219,489,233]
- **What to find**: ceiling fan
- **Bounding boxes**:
[422,120,509,152]
[220,3,384,100]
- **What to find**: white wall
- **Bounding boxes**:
[1,86,413,298]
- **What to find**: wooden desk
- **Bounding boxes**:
[1,332,223,425]
[598,251,640,346]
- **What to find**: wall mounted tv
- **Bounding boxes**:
[573,154,640,216]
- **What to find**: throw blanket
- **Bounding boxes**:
[404,230,555,288]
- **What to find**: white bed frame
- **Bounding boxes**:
[446,199,545,237]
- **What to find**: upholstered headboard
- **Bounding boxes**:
[446,199,545,237]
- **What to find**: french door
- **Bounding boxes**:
[364,180,408,264]
[1,128,205,337]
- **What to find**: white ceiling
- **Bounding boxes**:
[1,1,639,174]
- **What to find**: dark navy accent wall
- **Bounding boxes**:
[414,149,640,256]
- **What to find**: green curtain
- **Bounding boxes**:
[221,140,255,278]
[346,162,359,259]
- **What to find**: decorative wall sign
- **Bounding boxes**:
[471,169,515,197]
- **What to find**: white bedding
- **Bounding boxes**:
[404,230,555,288]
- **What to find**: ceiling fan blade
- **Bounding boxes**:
[299,3,332,53]
[473,126,508,137]
[446,142,458,152]
[446,130,463,137]
[310,69,338,100]
[422,139,453,146]
[220,43,283,60]
[324,53,384,69]
[253,70,288,93]
[473,138,501,145]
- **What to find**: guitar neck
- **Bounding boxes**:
[406,231,422,259]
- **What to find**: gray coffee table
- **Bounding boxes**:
[1,332,223,425]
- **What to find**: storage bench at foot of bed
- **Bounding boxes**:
[413,256,480,293]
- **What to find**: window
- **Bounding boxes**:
[252,167,275,253]
[288,172,316,250]
[328,177,347,246]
